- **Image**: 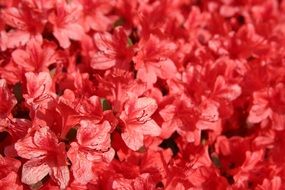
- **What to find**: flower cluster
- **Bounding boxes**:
[0,0,285,189]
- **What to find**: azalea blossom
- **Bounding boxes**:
[24,71,55,109]
[133,34,178,86]
[248,83,285,130]
[0,4,45,49]
[0,0,284,189]
[68,120,114,185]
[91,27,133,70]
[119,96,161,151]
[12,39,59,72]
[48,0,84,48]
[15,126,69,189]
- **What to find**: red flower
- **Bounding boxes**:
[48,0,84,48]
[15,126,69,189]
[211,75,242,102]
[0,155,22,190]
[159,95,201,143]
[119,96,161,151]
[96,69,146,114]
[112,173,156,190]
[67,120,114,184]
[56,89,104,138]
[133,34,177,86]
[0,79,28,141]
[0,0,285,188]
[248,83,285,130]
[12,39,59,72]
[91,27,133,70]
[77,0,116,32]
[0,4,45,49]
[233,150,264,188]
[0,79,16,119]
[256,176,282,190]
[24,72,54,109]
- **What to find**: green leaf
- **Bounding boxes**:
[211,155,221,168]
[100,98,112,111]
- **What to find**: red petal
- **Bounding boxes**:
[21,158,50,185]
[15,136,47,159]
[67,143,94,185]
[77,120,111,150]
[50,166,70,189]
[140,119,161,136]
[125,97,158,120]
[53,28,70,49]
[25,72,52,99]
[212,76,241,101]
[91,52,116,70]
[12,49,34,71]
[121,128,144,151]
[34,126,58,150]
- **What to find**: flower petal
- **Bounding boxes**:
[34,126,58,150]
[15,136,47,159]
[139,119,161,136]
[21,158,50,186]
[121,128,144,151]
[77,120,111,150]
[50,166,70,190]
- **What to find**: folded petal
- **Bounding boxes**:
[248,105,271,124]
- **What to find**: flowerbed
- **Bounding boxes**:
[0,0,285,189]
